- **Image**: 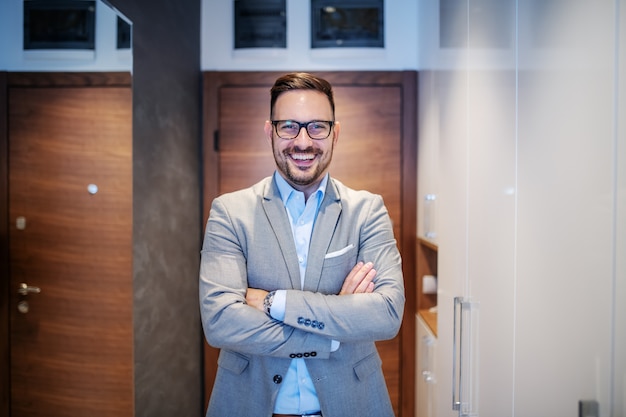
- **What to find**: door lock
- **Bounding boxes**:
[17,300,30,314]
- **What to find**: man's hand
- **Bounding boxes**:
[246,288,269,312]
[339,262,376,295]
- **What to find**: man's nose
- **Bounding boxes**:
[293,126,313,145]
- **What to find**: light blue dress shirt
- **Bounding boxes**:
[270,171,327,415]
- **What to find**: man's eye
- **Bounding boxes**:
[280,123,298,132]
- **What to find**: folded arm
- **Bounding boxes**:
[248,196,405,344]
[199,198,334,359]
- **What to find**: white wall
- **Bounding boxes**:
[201,0,418,71]
[0,0,132,72]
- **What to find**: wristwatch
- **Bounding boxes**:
[263,291,276,315]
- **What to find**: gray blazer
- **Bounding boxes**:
[199,176,405,417]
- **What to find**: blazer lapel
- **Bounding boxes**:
[261,178,301,290]
[303,179,342,292]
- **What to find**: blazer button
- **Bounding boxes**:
[273,375,282,384]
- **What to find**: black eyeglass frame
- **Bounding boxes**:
[271,120,335,140]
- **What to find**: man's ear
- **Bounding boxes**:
[332,121,341,145]
[264,120,273,145]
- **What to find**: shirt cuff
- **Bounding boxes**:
[331,340,340,352]
[269,290,286,321]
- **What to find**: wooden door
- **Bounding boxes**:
[7,78,133,416]
[203,71,417,416]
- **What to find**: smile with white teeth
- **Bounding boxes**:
[291,153,316,160]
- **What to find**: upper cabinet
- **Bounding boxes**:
[0,0,132,71]
[201,0,418,71]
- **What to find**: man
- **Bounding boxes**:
[199,72,405,417]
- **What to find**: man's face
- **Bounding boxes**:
[265,90,340,195]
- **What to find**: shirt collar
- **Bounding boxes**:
[274,171,328,205]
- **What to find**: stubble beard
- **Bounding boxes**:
[272,141,333,187]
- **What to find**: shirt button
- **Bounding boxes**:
[273,375,282,384]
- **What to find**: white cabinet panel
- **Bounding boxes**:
[466,69,517,417]
[434,68,471,417]
[417,71,440,242]
[515,2,616,414]
[419,0,622,416]
[616,2,626,414]
[416,315,436,417]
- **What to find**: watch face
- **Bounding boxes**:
[264,291,275,314]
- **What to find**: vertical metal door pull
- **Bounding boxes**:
[452,297,461,412]
[452,296,479,417]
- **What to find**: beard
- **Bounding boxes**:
[272,142,333,187]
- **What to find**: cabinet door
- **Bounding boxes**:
[417,72,439,243]
[514,2,616,414]
[423,1,619,416]
[416,315,436,417]
[433,68,517,417]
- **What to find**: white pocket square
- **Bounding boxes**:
[324,244,354,259]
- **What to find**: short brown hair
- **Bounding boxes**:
[270,72,335,119]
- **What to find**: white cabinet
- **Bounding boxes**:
[417,70,439,243]
[416,314,436,417]
[417,1,623,416]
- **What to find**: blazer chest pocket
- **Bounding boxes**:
[321,245,358,293]
[218,350,249,375]
[322,244,357,268]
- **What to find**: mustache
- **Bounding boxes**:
[284,146,322,154]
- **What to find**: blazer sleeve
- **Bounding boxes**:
[199,196,334,359]
[281,193,405,343]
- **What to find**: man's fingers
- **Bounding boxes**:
[354,268,376,293]
[339,261,375,295]
[340,262,363,294]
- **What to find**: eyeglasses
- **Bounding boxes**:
[271,120,334,140]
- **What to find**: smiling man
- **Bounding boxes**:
[199,72,405,417]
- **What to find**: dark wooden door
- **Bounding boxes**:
[7,80,133,416]
[203,71,417,416]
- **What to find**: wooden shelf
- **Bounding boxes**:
[418,309,438,337]
[416,236,438,334]
[417,236,438,251]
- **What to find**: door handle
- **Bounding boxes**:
[452,296,480,416]
[18,283,41,296]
